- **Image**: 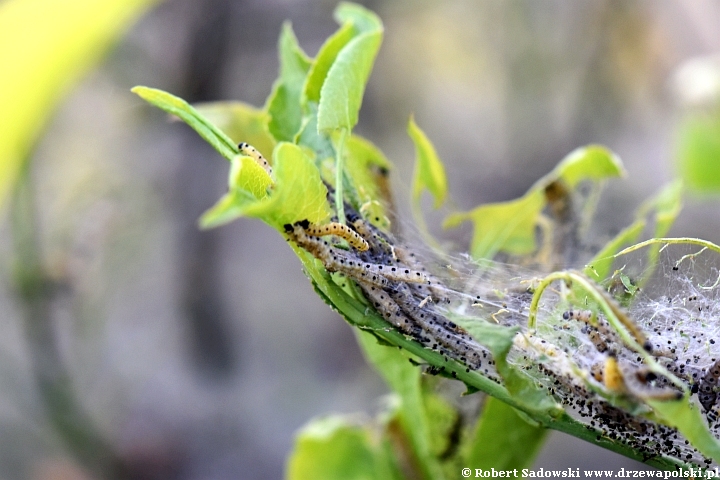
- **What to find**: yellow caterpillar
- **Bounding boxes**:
[601,355,681,401]
[297,219,369,252]
[238,142,272,176]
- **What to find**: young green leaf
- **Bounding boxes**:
[0,0,158,209]
[334,2,383,34]
[286,414,403,480]
[444,191,545,260]
[638,180,683,284]
[199,154,274,229]
[356,331,446,480]
[343,134,391,181]
[295,103,335,162]
[132,86,238,160]
[445,145,625,260]
[302,22,357,106]
[421,383,461,474]
[193,101,276,158]
[199,188,256,230]
[648,397,720,464]
[548,144,625,187]
[639,179,684,239]
[465,397,548,470]
[240,142,330,230]
[227,154,273,197]
[454,318,560,417]
[408,116,448,209]
[676,112,720,194]
[201,142,327,231]
[317,31,383,132]
[302,2,382,108]
[266,22,312,142]
[342,134,393,225]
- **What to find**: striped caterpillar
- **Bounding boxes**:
[297,219,369,252]
[238,142,272,176]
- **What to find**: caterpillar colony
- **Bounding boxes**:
[245,140,720,469]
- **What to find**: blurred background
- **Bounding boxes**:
[2,0,720,478]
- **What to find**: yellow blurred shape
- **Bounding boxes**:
[0,0,158,211]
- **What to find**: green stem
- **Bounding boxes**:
[612,237,720,258]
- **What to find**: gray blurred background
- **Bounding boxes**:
[2,0,720,478]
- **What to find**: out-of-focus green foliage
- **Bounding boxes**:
[444,145,625,260]
[195,101,277,157]
[267,23,312,143]
[132,86,238,160]
[0,0,159,210]
[357,331,448,480]
[286,414,403,480]
[408,115,448,209]
[465,397,548,470]
[676,112,720,194]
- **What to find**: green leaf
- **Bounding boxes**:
[132,86,238,160]
[356,331,445,480]
[317,31,383,132]
[198,154,274,229]
[444,190,545,260]
[454,319,560,416]
[639,179,683,238]
[296,102,335,161]
[302,3,382,108]
[676,112,720,194]
[421,383,461,467]
[286,414,402,480]
[334,2,383,34]
[199,189,256,230]
[228,154,273,197]
[618,272,639,295]
[445,145,625,260]
[193,101,276,158]
[201,142,328,230]
[629,180,684,287]
[648,397,720,464]
[302,22,357,106]
[546,144,625,188]
[408,116,448,209]
[465,397,548,470]
[0,0,157,209]
[240,142,330,230]
[341,133,392,224]
[266,22,312,142]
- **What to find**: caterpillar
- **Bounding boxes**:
[238,142,272,176]
[601,355,682,401]
[699,359,720,423]
[563,309,650,354]
[285,222,431,288]
[359,282,484,370]
[602,355,626,394]
[297,219,369,252]
[284,224,389,288]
